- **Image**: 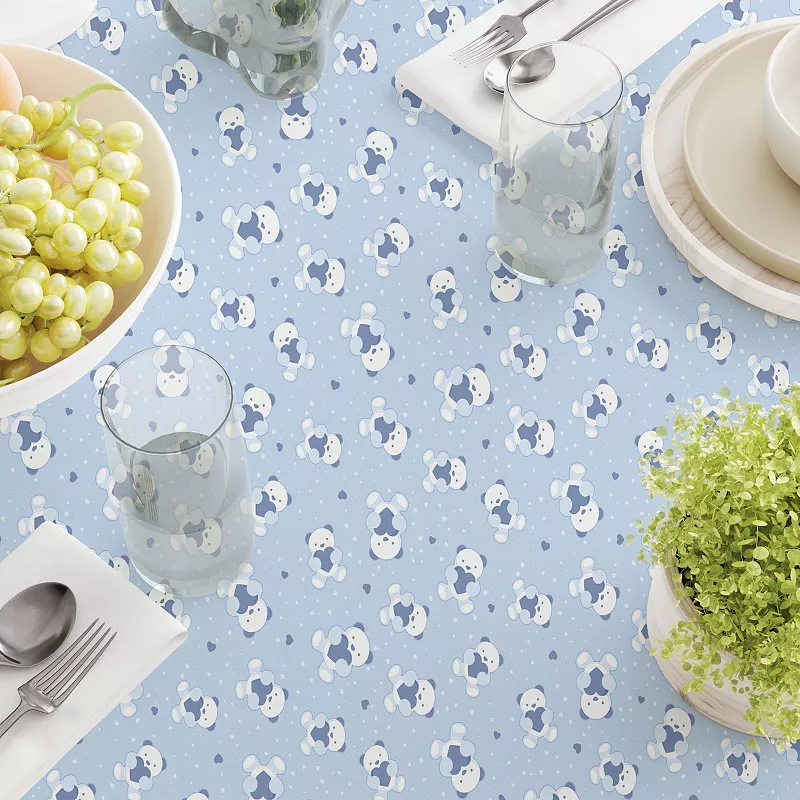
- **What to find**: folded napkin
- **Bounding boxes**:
[395,0,718,149]
[0,522,187,800]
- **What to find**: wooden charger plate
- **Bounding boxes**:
[641,18,800,320]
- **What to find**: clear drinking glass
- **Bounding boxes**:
[491,42,623,284]
[99,346,253,597]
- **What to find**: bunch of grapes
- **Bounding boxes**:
[0,81,149,386]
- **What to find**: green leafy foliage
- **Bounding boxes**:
[639,387,800,743]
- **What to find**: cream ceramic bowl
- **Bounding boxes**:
[765,24,800,186]
[0,44,181,417]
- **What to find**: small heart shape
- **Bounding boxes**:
[549,650,557,660]
[451,125,461,135]
[148,421,157,433]
[616,535,624,545]
[146,538,155,548]
[403,311,411,319]
[331,379,340,390]
[125,328,133,337]
[483,325,491,336]
[281,570,289,579]
[363,584,371,595]
[271,277,279,287]
[658,285,667,296]
[612,471,619,480]
[573,744,582,754]
[216,374,224,382]
[272,163,281,173]
[361,699,370,709]
[638,695,645,704]
[493,731,501,739]
[487,603,495,613]
[69,471,77,483]
[392,22,401,32]
[151,706,158,715]
[339,118,346,126]
[276,442,283,452]
[398,186,405,194]
[214,754,223,764]
[606,346,613,355]
[207,641,216,652]
[482,439,490,450]
[541,541,551,551]
[65,407,73,416]
[195,211,203,221]
[459,233,468,242]
[408,374,416,385]
[666,393,675,403]
[191,147,199,156]
[338,490,347,499]
[285,634,294,645]
[696,763,703,772]
[429,536,436,544]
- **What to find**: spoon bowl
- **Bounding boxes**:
[484,47,554,94]
[0,583,77,667]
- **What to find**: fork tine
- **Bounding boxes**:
[36,622,107,695]
[453,27,503,62]
[43,624,111,698]
[460,33,515,67]
[452,25,499,59]
[32,618,100,688]
[53,631,116,706]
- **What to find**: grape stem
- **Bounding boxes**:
[28,81,123,152]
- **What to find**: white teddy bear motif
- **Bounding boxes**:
[428,267,468,330]
[569,557,619,619]
[225,384,274,453]
[208,0,253,44]
[361,742,406,799]
[393,76,434,127]
[646,704,694,772]
[0,408,55,474]
[366,491,408,561]
[433,364,492,422]
[90,361,130,424]
[217,562,272,637]
[486,235,525,303]
[311,623,373,683]
[418,161,463,210]
[240,477,290,537]
[453,637,503,697]
[499,325,547,380]
[550,462,603,536]
[479,156,529,202]
[518,686,558,749]
[363,219,413,277]
[507,578,553,627]
[18,494,70,537]
[636,428,664,466]
[150,328,195,398]
[715,737,760,785]
[572,379,622,438]
[379,583,429,639]
[358,397,410,460]
[235,658,288,721]
[541,194,586,238]
[306,524,347,589]
[430,723,484,797]
[171,681,218,731]
[685,302,736,363]
[348,129,397,195]
[46,770,96,800]
[622,73,653,120]
[149,56,202,114]
[149,583,191,629]
[270,318,316,382]
[557,114,608,168]
[590,743,639,797]
[437,545,486,614]
[221,202,282,260]
[332,32,379,75]
[422,449,468,493]
[557,290,604,356]
[481,480,526,543]
[340,302,394,376]
[602,226,643,287]
[160,245,198,297]
[384,665,436,716]
[621,152,648,202]
[630,609,649,653]
[625,322,670,371]
[77,7,126,54]
[118,683,141,717]
[576,651,618,721]
[296,417,343,468]
[278,91,317,140]
[415,0,466,40]
[720,0,758,29]
[113,742,166,800]
[209,287,256,331]
[289,162,339,218]
[95,461,156,522]
[747,354,791,397]
[134,0,167,30]
[523,784,579,800]
[299,711,347,755]
[505,405,556,457]
[242,754,286,800]
[216,104,257,167]
[294,244,346,296]
[169,505,222,556]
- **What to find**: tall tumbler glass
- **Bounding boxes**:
[491,42,623,284]
[99,346,253,597]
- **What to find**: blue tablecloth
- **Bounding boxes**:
[5,0,800,797]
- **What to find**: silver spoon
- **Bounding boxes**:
[484,0,637,94]
[0,583,77,667]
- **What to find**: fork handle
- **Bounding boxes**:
[561,0,637,40]
[519,0,558,20]
[0,700,32,740]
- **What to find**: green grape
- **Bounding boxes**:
[0,228,32,256]
[58,251,86,271]
[62,284,87,318]
[15,150,40,172]
[129,152,143,180]
[112,226,142,252]
[81,317,103,332]
[104,121,144,153]
[18,258,49,283]
[29,328,61,363]
[62,338,86,357]
[71,165,99,194]
[0,309,21,339]
[89,176,121,206]
[43,272,68,297]
[0,253,15,276]
[9,277,43,314]
[54,184,86,211]
[67,138,101,171]
[35,200,68,235]
[10,177,52,211]
[104,202,131,235]
[1,357,31,383]
[0,111,12,127]
[52,222,88,256]
[0,170,16,192]
[85,239,119,272]
[124,202,143,229]
[48,316,81,349]
[0,275,16,308]
[1,114,34,147]
[0,328,27,360]
[79,118,103,139]
[84,280,114,321]
[37,294,64,320]
[31,101,54,133]
[42,129,78,161]
[120,180,150,205]
[32,315,46,331]
[0,148,18,174]
[50,100,67,127]
[20,159,56,186]
[70,271,92,288]
[111,250,143,283]
[74,197,107,235]
[33,237,59,261]
[100,151,134,183]
[1,204,36,232]
[17,95,38,119]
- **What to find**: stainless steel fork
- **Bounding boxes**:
[452,0,557,66]
[0,619,116,740]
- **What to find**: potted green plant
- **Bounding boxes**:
[640,387,800,744]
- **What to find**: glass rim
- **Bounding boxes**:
[99,345,234,456]
[505,41,624,128]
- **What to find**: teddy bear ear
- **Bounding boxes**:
[354,622,365,631]
[367,126,376,135]
[445,266,454,275]
[479,492,486,503]
[304,532,311,543]
[474,362,485,371]
[547,594,553,603]
[688,713,695,724]
[613,224,622,232]
[286,317,294,324]
[599,298,606,311]
[575,288,584,297]
[479,767,485,781]
[244,382,254,391]
[235,103,243,111]
[634,435,641,445]
[375,739,384,747]
[324,523,333,532]
[143,739,152,746]
[479,636,489,643]
[599,378,608,385]
[497,478,505,486]
[265,200,275,210]
[580,709,588,720]
[337,716,345,725]
[665,703,674,711]
[480,554,488,567]
[456,544,465,553]
[535,684,544,692]
[391,137,398,148]
[215,111,222,122]
[390,217,400,224]
[426,274,432,285]
[359,754,365,766]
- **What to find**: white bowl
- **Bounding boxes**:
[764,24,800,186]
[0,44,181,417]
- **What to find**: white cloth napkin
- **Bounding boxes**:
[395,0,718,149]
[0,522,187,800]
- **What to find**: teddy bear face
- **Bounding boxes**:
[594,585,618,617]
[595,383,620,414]
[21,436,53,471]
[187,442,215,476]
[366,130,395,159]
[272,321,298,348]
[218,105,245,131]
[452,760,482,794]
[405,604,428,636]
[455,547,484,580]
[465,368,491,407]
[170,260,196,293]
[157,365,189,398]
[519,687,546,712]
[504,168,528,201]
[573,498,601,533]
[196,696,218,728]
[708,329,734,362]
[308,527,335,553]
[362,744,388,771]
[636,430,663,458]
[448,457,468,490]
[650,339,669,370]
[345,627,371,666]
[200,518,222,554]
[371,529,402,560]
[359,41,378,72]
[772,362,791,392]
[315,184,338,217]
[525,346,547,377]
[255,205,281,245]
[663,707,693,735]
[529,420,555,456]
[531,593,552,625]
[241,597,270,633]
[386,222,411,253]
[574,292,603,320]
[603,229,626,255]
[243,387,273,416]
[483,482,510,511]
[261,684,287,718]
[557,786,579,800]
[475,641,500,672]
[327,718,346,751]
[581,690,611,720]
[443,178,463,209]
[320,434,342,466]
[323,258,346,295]
[139,744,165,776]
[490,271,522,302]
[415,680,436,715]
[429,269,456,295]
[363,339,392,373]
[264,480,289,513]
[383,422,408,456]
[739,752,759,783]
[175,58,200,90]
[104,20,125,52]
[232,14,252,44]
[282,111,312,140]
